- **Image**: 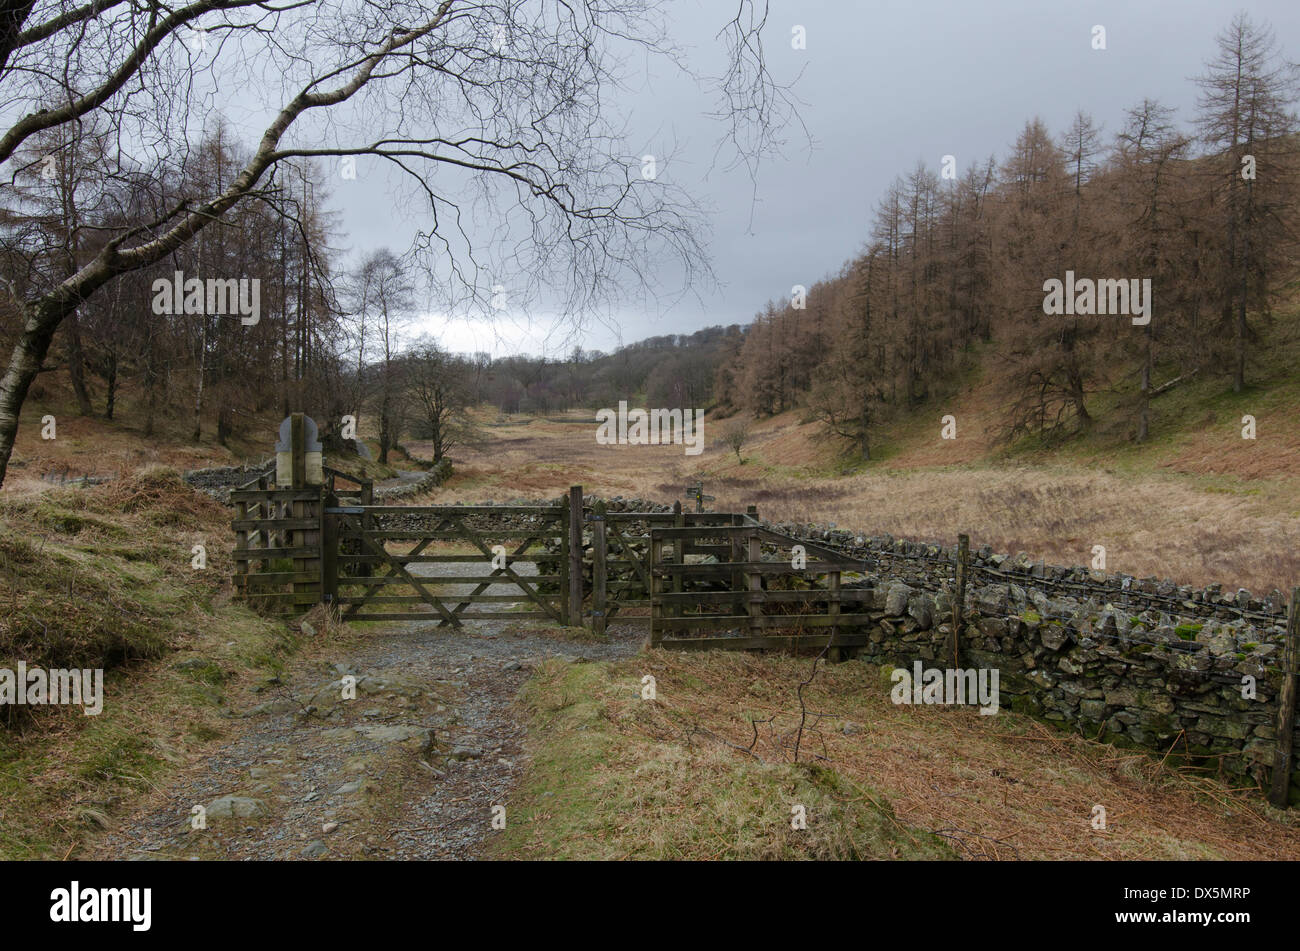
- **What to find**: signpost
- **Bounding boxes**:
[684,481,715,513]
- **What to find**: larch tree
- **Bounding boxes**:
[1107,99,1192,442]
[1194,12,1300,392]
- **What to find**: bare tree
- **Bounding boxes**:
[722,419,749,464]
[1109,99,1190,442]
[404,339,479,462]
[0,0,797,486]
[350,249,413,464]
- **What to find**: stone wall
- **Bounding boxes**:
[754,514,1293,800]
[188,458,454,503]
[183,461,274,502]
[372,459,454,500]
[842,573,1290,799]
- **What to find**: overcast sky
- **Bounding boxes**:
[333,0,1300,358]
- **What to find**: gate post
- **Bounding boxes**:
[730,512,744,619]
[282,415,323,611]
[320,490,339,608]
[953,533,969,669]
[559,494,571,625]
[591,499,607,637]
[1271,586,1300,807]
[670,500,683,621]
[568,485,584,628]
[828,570,842,662]
[291,413,306,489]
[746,526,761,637]
[649,530,664,648]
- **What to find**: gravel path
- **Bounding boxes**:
[92,562,642,861]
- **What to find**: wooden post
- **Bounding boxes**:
[559,494,571,625]
[953,533,969,669]
[740,506,757,623]
[358,478,374,579]
[730,513,744,619]
[568,485,584,629]
[291,494,320,612]
[747,527,761,637]
[1270,586,1300,808]
[676,501,686,621]
[320,491,339,607]
[650,531,664,648]
[290,412,306,490]
[591,499,607,638]
[234,498,249,597]
[828,569,841,662]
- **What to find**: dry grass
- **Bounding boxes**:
[503,649,1300,861]
[421,410,1300,593]
[495,655,955,860]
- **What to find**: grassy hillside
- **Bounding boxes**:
[0,468,302,858]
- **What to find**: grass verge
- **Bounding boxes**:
[494,648,1300,861]
[491,656,955,860]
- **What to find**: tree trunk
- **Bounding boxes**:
[143,355,158,437]
[103,351,117,421]
[859,403,871,460]
[1235,231,1249,393]
[0,296,77,485]
[64,312,93,416]
[193,318,207,443]
[217,403,231,446]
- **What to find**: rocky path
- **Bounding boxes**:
[92,564,641,861]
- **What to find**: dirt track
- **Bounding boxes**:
[91,564,641,861]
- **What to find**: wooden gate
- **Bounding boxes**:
[230,464,373,615]
[593,503,750,629]
[649,523,876,653]
[322,503,567,625]
[230,440,877,650]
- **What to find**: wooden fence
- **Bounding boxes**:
[231,475,874,641]
[648,522,875,654]
[587,500,756,634]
